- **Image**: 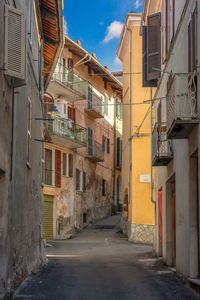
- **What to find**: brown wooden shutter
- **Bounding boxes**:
[55,150,61,187]
[157,102,161,124]
[142,26,157,87]
[76,169,80,190]
[83,171,86,191]
[69,153,73,177]
[188,20,192,72]
[68,106,75,121]
[191,6,197,72]
[147,13,161,81]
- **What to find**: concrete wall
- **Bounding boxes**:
[151,0,200,279]
[0,1,45,297]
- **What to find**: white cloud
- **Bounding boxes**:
[103,21,123,43]
[64,21,68,35]
[134,0,142,9]
[114,56,122,66]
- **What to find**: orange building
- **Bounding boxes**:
[43,36,123,239]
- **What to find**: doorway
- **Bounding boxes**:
[158,189,163,257]
[117,175,122,212]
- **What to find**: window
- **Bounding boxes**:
[27,97,31,166]
[83,171,86,192]
[104,80,107,90]
[45,148,53,185]
[68,106,75,121]
[76,169,83,191]
[107,138,110,154]
[88,128,93,155]
[102,179,106,196]
[104,96,108,116]
[102,136,106,152]
[28,0,33,45]
[117,137,122,168]
[68,153,73,177]
[62,153,67,176]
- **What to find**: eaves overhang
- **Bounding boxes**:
[116,13,142,62]
[39,0,64,91]
[65,36,123,97]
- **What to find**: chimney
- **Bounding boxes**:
[77,39,81,46]
[104,66,108,69]
[91,52,97,59]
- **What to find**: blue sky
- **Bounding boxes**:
[63,0,144,72]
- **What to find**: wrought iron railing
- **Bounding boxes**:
[152,123,173,164]
[45,116,87,146]
[167,74,198,131]
[87,90,103,116]
[88,140,104,161]
[52,63,87,98]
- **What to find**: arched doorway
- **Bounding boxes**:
[116,175,122,212]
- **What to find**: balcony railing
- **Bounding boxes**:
[152,123,173,166]
[44,168,53,186]
[86,141,104,162]
[167,74,199,139]
[49,63,87,101]
[45,116,87,148]
[85,90,104,119]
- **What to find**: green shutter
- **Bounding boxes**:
[88,128,93,155]
[102,136,105,152]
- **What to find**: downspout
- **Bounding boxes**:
[127,27,132,208]
[113,99,116,213]
[150,87,157,249]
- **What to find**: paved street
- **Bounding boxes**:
[15,215,199,300]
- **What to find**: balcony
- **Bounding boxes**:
[45,116,87,148]
[85,90,104,119]
[48,63,87,101]
[152,123,173,166]
[85,141,104,162]
[167,74,199,139]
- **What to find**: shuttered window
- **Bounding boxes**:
[88,84,93,109]
[147,13,161,81]
[62,153,66,176]
[102,136,106,152]
[142,26,157,87]
[83,171,86,192]
[107,138,110,154]
[188,6,197,72]
[102,179,106,196]
[117,137,121,167]
[55,150,61,187]
[104,96,108,116]
[88,128,93,155]
[68,153,73,177]
[68,106,75,121]
[120,103,123,120]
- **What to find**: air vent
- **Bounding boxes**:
[4,4,25,82]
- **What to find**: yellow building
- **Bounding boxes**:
[117,12,154,243]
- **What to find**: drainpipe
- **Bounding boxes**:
[113,99,116,214]
[150,87,157,250]
[127,27,132,208]
[150,87,156,204]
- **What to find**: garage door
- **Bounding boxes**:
[43,195,54,240]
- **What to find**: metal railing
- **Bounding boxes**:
[88,141,104,161]
[152,123,173,164]
[167,74,198,131]
[44,168,53,186]
[45,116,87,146]
[52,63,87,98]
[87,90,103,116]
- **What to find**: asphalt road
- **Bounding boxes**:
[15,215,200,300]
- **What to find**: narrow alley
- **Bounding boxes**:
[15,215,199,300]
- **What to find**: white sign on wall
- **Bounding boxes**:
[139,174,151,183]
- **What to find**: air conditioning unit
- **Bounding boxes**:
[4,4,26,86]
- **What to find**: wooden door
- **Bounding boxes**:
[172,194,176,266]
[158,190,163,255]
[43,195,54,240]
